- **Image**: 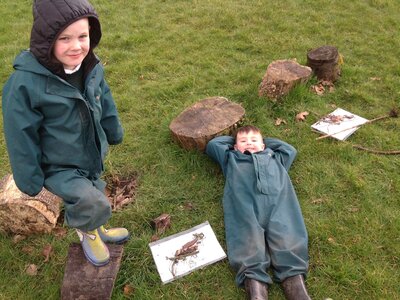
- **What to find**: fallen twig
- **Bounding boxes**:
[352,145,400,155]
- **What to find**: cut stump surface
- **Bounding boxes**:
[0,174,62,234]
[61,243,124,300]
[169,96,245,151]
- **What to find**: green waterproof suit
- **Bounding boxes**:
[206,136,308,286]
[2,0,123,231]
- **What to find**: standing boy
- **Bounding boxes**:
[2,0,129,266]
[206,125,311,300]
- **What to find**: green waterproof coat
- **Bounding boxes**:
[2,50,123,196]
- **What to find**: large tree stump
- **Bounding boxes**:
[258,59,312,100]
[307,45,341,82]
[0,174,62,235]
[169,96,245,151]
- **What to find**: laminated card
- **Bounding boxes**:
[149,221,226,284]
[311,108,368,140]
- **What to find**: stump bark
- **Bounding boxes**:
[0,174,62,234]
[258,59,312,100]
[169,96,245,151]
[307,45,341,82]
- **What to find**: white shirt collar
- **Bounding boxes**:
[64,64,82,74]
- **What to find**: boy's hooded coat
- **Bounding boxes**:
[2,0,123,196]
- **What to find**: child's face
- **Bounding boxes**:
[53,18,90,70]
[234,130,265,154]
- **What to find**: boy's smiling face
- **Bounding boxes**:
[53,18,90,70]
[234,130,265,154]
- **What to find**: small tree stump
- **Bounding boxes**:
[307,45,341,82]
[258,59,312,100]
[0,174,62,235]
[169,96,245,151]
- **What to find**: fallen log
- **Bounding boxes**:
[61,243,124,300]
[0,174,62,235]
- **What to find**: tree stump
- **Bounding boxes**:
[307,45,341,82]
[169,96,245,151]
[258,59,312,100]
[0,174,62,235]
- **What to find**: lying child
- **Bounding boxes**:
[206,125,311,300]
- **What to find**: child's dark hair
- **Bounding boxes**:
[234,125,262,140]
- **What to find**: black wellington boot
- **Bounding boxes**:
[244,278,268,300]
[281,275,311,300]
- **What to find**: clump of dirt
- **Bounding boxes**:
[105,174,138,211]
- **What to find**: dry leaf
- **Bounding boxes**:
[114,197,132,210]
[52,227,68,239]
[123,284,135,296]
[25,264,38,276]
[183,202,194,211]
[370,77,381,81]
[320,80,334,87]
[21,246,35,255]
[327,237,336,244]
[311,198,325,205]
[42,244,53,263]
[275,118,287,126]
[106,175,137,211]
[150,234,159,242]
[310,84,325,95]
[311,80,335,95]
[12,235,26,244]
[152,213,171,235]
[295,111,309,122]
[105,186,112,197]
[348,207,360,213]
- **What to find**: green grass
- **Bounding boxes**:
[1,0,400,299]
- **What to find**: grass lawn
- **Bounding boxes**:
[0,0,399,299]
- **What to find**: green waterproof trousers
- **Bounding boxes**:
[223,174,309,285]
[44,169,111,231]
